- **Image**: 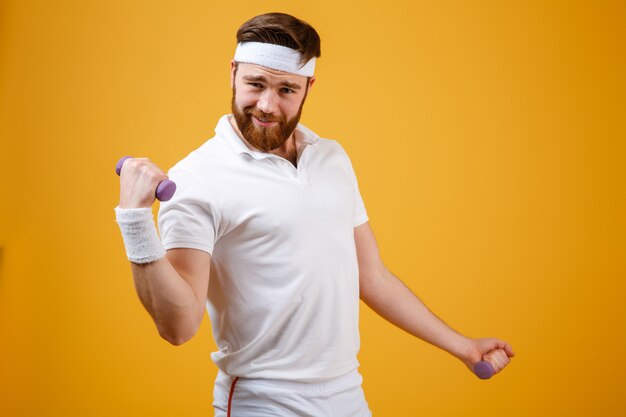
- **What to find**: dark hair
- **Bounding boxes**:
[236,12,321,66]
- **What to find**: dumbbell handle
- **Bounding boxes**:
[115,156,177,202]
[473,361,495,380]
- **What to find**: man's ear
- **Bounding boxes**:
[230,60,237,89]
[308,76,316,90]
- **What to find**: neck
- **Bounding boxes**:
[269,133,298,164]
[229,116,299,165]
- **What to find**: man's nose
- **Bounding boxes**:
[256,89,279,114]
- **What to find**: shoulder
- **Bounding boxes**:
[173,136,225,169]
[312,138,355,169]
[167,135,231,180]
[310,137,350,157]
[296,121,349,157]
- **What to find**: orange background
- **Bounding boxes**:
[1,1,625,416]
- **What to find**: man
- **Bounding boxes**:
[115,12,514,417]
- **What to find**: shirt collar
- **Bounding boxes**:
[215,114,319,160]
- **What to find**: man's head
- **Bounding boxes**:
[230,13,321,152]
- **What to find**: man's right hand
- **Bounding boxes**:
[118,157,170,208]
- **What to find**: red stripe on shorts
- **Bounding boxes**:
[227,376,240,417]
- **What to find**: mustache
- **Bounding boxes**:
[245,107,283,123]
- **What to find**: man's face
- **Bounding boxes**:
[230,62,315,152]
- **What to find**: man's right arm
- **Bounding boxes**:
[130,248,211,346]
[116,156,212,346]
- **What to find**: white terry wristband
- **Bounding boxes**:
[114,206,166,264]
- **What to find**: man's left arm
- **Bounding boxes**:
[355,222,515,377]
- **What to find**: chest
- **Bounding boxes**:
[215,148,355,243]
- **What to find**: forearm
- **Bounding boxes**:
[360,267,472,360]
[130,256,203,345]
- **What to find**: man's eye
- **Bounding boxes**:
[281,88,295,94]
[248,83,263,88]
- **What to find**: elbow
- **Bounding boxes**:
[155,306,204,346]
[169,338,189,346]
[159,328,194,346]
[359,267,387,304]
[157,321,199,346]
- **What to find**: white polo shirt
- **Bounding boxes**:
[158,114,368,382]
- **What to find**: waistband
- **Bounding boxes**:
[216,369,364,392]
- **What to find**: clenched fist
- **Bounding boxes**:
[117,157,172,208]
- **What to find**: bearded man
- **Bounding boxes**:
[115,12,514,417]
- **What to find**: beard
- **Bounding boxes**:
[231,87,307,152]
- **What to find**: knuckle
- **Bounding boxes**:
[140,164,154,174]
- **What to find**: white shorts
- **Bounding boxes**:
[212,369,372,417]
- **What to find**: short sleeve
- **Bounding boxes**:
[157,168,220,256]
[335,143,369,227]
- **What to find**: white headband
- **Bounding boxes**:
[234,42,316,77]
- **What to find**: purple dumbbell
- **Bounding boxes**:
[115,156,177,202]
[473,361,495,380]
